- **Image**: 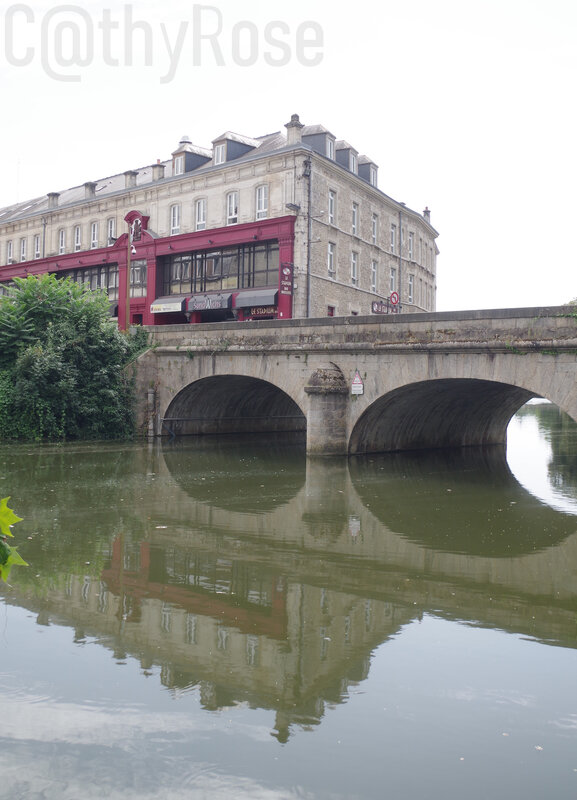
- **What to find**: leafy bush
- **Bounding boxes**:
[0,274,148,440]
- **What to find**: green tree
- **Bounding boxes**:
[0,274,148,440]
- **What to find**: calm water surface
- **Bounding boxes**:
[1,402,577,799]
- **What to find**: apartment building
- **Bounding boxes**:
[0,114,439,328]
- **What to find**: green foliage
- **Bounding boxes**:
[0,497,27,582]
[0,274,149,441]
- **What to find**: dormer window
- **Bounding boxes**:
[214,143,226,164]
[350,153,357,173]
[327,138,335,159]
[370,166,378,186]
[174,155,184,175]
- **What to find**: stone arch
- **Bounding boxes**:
[348,378,536,455]
[162,374,306,437]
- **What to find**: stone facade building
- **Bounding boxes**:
[0,114,438,328]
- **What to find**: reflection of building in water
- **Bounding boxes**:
[52,534,412,741]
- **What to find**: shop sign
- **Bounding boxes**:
[280,262,293,296]
[250,305,276,317]
[188,293,231,311]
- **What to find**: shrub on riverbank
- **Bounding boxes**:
[0,274,148,440]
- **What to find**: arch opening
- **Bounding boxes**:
[162,375,306,438]
[349,378,537,455]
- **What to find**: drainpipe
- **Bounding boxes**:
[398,206,403,307]
[304,158,312,317]
[41,216,47,259]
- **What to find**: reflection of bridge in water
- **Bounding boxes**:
[4,438,577,741]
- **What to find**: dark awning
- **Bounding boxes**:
[187,292,232,312]
[234,288,278,308]
[150,295,187,313]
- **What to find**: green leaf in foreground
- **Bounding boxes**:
[0,496,23,537]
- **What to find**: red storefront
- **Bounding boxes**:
[3,213,295,329]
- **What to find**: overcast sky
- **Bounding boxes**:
[1,0,575,311]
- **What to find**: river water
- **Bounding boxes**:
[1,402,576,799]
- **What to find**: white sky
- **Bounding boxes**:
[1,0,576,312]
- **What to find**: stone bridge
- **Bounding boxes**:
[133,306,577,455]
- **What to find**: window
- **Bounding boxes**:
[390,267,397,293]
[34,234,40,259]
[195,198,206,231]
[327,242,336,277]
[173,155,184,175]
[371,260,377,292]
[326,138,334,159]
[372,214,378,245]
[6,240,12,264]
[74,225,82,252]
[170,204,180,235]
[90,222,98,249]
[58,229,66,254]
[256,185,268,220]
[370,166,378,187]
[351,252,358,286]
[408,232,414,260]
[408,274,414,303]
[214,143,225,164]
[390,224,396,254]
[20,238,27,262]
[107,218,116,245]
[350,153,357,173]
[226,191,238,225]
[327,305,335,316]
[352,203,358,235]
[328,190,336,225]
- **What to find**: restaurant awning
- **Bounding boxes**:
[187,292,232,312]
[234,288,278,308]
[150,296,188,314]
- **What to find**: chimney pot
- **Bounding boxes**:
[47,192,60,208]
[285,113,304,145]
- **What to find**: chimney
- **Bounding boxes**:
[84,181,97,199]
[423,206,431,222]
[124,170,138,189]
[47,192,60,208]
[285,113,304,145]
[152,161,165,181]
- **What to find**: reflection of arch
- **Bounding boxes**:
[349,379,535,454]
[348,445,575,556]
[161,434,306,512]
[163,375,306,437]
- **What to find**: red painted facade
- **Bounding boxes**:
[4,214,295,329]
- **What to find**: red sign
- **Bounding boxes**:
[280,262,293,296]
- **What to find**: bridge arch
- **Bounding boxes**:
[348,378,536,454]
[162,375,306,437]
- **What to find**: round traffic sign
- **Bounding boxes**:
[390,291,399,305]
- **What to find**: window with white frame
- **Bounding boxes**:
[326,138,335,159]
[350,153,357,173]
[371,260,377,292]
[328,190,336,225]
[226,191,238,225]
[372,214,378,245]
[370,166,378,186]
[351,252,358,286]
[390,267,397,293]
[90,222,98,249]
[256,185,268,219]
[74,225,82,252]
[390,224,396,254]
[107,218,116,244]
[6,240,13,264]
[408,274,414,303]
[408,232,414,260]
[174,155,184,175]
[20,238,27,262]
[327,242,336,277]
[352,203,358,235]
[34,234,40,259]
[58,229,66,254]
[214,143,225,164]
[170,204,180,235]
[195,198,206,231]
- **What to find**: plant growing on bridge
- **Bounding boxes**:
[0,274,148,440]
[0,497,27,582]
